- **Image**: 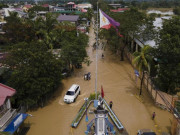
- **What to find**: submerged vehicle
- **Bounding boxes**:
[64,84,80,103]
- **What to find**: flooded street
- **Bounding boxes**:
[26,20,172,135]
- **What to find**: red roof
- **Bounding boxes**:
[0,83,16,106]
[42,4,49,8]
[110,8,129,12]
[23,5,32,9]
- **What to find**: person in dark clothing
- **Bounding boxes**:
[152,112,156,120]
[88,72,91,80]
[109,101,113,109]
[102,53,104,59]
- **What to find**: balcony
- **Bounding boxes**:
[0,109,16,128]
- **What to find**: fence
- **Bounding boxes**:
[124,47,174,110]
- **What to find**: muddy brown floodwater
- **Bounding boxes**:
[26,19,172,135]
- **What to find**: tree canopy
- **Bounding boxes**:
[3,42,62,107]
[1,11,89,108]
[133,45,152,95]
[154,16,180,94]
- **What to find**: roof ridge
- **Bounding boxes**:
[0,83,16,92]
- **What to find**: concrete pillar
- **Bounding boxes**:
[7,99,11,109]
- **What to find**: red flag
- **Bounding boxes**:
[101,85,104,98]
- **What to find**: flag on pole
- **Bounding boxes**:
[101,85,104,98]
[99,9,123,37]
[99,9,120,29]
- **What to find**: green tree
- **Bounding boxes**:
[173,7,180,15]
[31,13,58,49]
[60,31,88,70]
[133,45,152,95]
[28,5,48,13]
[3,12,31,44]
[154,16,180,94]
[0,3,8,9]
[118,8,155,59]
[99,7,155,61]
[4,42,62,108]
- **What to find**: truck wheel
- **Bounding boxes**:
[73,98,76,102]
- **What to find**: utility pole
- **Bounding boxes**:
[95,1,98,100]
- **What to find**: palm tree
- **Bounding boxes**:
[133,45,152,95]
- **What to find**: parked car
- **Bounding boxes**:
[137,129,156,135]
[64,84,80,103]
[61,68,70,78]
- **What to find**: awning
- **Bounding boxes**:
[3,113,28,134]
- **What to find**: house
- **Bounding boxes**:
[42,4,49,11]
[36,11,47,17]
[54,6,65,12]
[42,4,49,8]
[0,83,28,134]
[77,25,86,33]
[14,10,28,18]
[66,2,76,11]
[23,5,32,12]
[57,15,79,25]
[110,8,129,12]
[108,4,122,9]
[2,8,15,17]
[77,2,92,9]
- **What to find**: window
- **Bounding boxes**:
[66,91,74,95]
[76,86,79,91]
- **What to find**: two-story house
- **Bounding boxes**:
[0,83,28,135]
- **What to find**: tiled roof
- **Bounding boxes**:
[0,83,16,106]
[57,15,79,22]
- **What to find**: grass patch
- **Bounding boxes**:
[71,92,100,128]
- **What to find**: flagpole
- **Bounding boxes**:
[95,1,98,100]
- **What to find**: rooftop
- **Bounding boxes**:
[57,15,79,22]
[0,83,16,106]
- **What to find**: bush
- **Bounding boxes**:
[173,7,180,15]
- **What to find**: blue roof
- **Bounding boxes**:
[3,113,28,134]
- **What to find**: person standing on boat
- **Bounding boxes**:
[109,101,113,109]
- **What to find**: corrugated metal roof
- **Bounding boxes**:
[57,15,79,22]
[0,83,16,106]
